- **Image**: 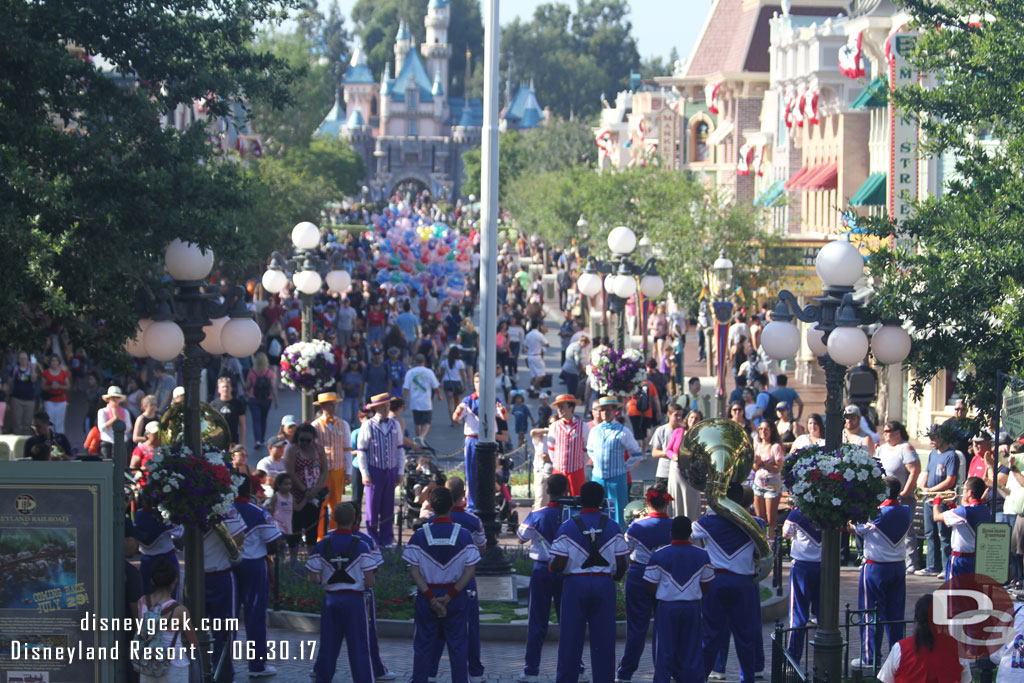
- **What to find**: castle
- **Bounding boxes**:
[315,0,547,203]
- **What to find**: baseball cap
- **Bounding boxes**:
[145,422,160,435]
[268,435,287,448]
[843,405,861,417]
[973,431,993,442]
[172,386,185,399]
[281,415,298,428]
[539,391,550,399]
[776,401,791,411]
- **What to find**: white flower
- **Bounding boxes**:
[831,497,842,506]
[843,469,856,481]
[857,470,869,481]
[162,485,172,493]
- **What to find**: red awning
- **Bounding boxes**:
[784,164,813,189]
[804,162,838,191]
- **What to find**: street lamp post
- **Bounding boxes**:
[260,221,352,422]
[575,226,664,350]
[132,239,263,683]
[709,250,734,418]
[760,239,911,680]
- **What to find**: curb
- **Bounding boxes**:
[761,580,789,624]
[269,609,628,641]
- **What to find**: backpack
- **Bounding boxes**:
[634,382,651,413]
[267,337,283,357]
[253,373,272,401]
[131,598,179,677]
[761,390,778,423]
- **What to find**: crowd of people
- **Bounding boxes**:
[11,189,1022,682]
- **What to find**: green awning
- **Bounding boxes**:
[851,77,888,110]
[849,172,887,206]
[754,180,786,207]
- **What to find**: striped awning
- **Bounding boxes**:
[803,162,838,191]
[754,180,786,207]
[705,119,734,147]
[851,77,888,110]
[784,164,814,189]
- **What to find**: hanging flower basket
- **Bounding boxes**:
[279,340,340,393]
[782,442,886,529]
[137,444,240,532]
[586,345,647,398]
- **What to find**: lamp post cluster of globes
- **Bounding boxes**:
[259,221,353,421]
[574,225,665,349]
[758,238,911,680]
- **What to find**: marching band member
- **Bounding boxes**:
[550,481,629,683]
[403,486,481,683]
[351,504,396,680]
[306,502,381,683]
[516,474,576,683]
[693,483,762,683]
[616,485,674,682]
[782,506,821,664]
[232,474,282,678]
[934,475,992,580]
[586,396,644,526]
[133,506,182,595]
[429,477,486,682]
[851,477,913,670]
[203,496,245,678]
[643,516,714,683]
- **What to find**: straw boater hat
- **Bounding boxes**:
[313,391,341,406]
[597,395,620,408]
[367,392,392,408]
[103,386,126,401]
[552,394,578,408]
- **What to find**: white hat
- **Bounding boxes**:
[172,386,185,399]
[145,422,160,435]
[102,385,125,400]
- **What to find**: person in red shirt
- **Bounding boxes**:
[627,378,661,454]
[41,354,71,435]
[876,594,970,683]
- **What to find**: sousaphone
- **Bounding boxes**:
[678,418,774,580]
[157,402,232,452]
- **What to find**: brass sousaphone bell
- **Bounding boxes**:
[158,401,239,561]
[678,418,774,580]
[158,401,232,452]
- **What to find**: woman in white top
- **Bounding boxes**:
[876,420,922,570]
[137,557,197,682]
[791,413,825,452]
[441,345,468,423]
[97,386,130,460]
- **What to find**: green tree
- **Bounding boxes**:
[352,0,482,97]
[0,0,298,352]
[461,118,596,198]
[500,0,640,120]
[863,1,1024,414]
[249,29,335,153]
[505,166,783,311]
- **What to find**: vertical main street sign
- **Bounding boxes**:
[889,33,919,224]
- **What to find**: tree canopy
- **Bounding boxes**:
[505,165,784,312]
[498,0,640,121]
[460,118,597,199]
[0,0,298,352]
[864,0,1024,414]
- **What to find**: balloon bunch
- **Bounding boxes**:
[368,206,473,300]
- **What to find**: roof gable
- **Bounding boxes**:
[503,83,544,129]
[342,46,375,84]
[315,95,346,137]
[388,49,434,102]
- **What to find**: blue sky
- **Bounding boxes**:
[326,0,714,65]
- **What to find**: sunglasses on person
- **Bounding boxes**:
[299,437,314,445]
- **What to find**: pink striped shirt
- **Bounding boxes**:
[550,417,589,473]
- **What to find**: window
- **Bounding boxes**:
[408,119,418,136]
[408,90,417,108]
[693,121,709,162]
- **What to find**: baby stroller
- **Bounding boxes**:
[399,444,445,533]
